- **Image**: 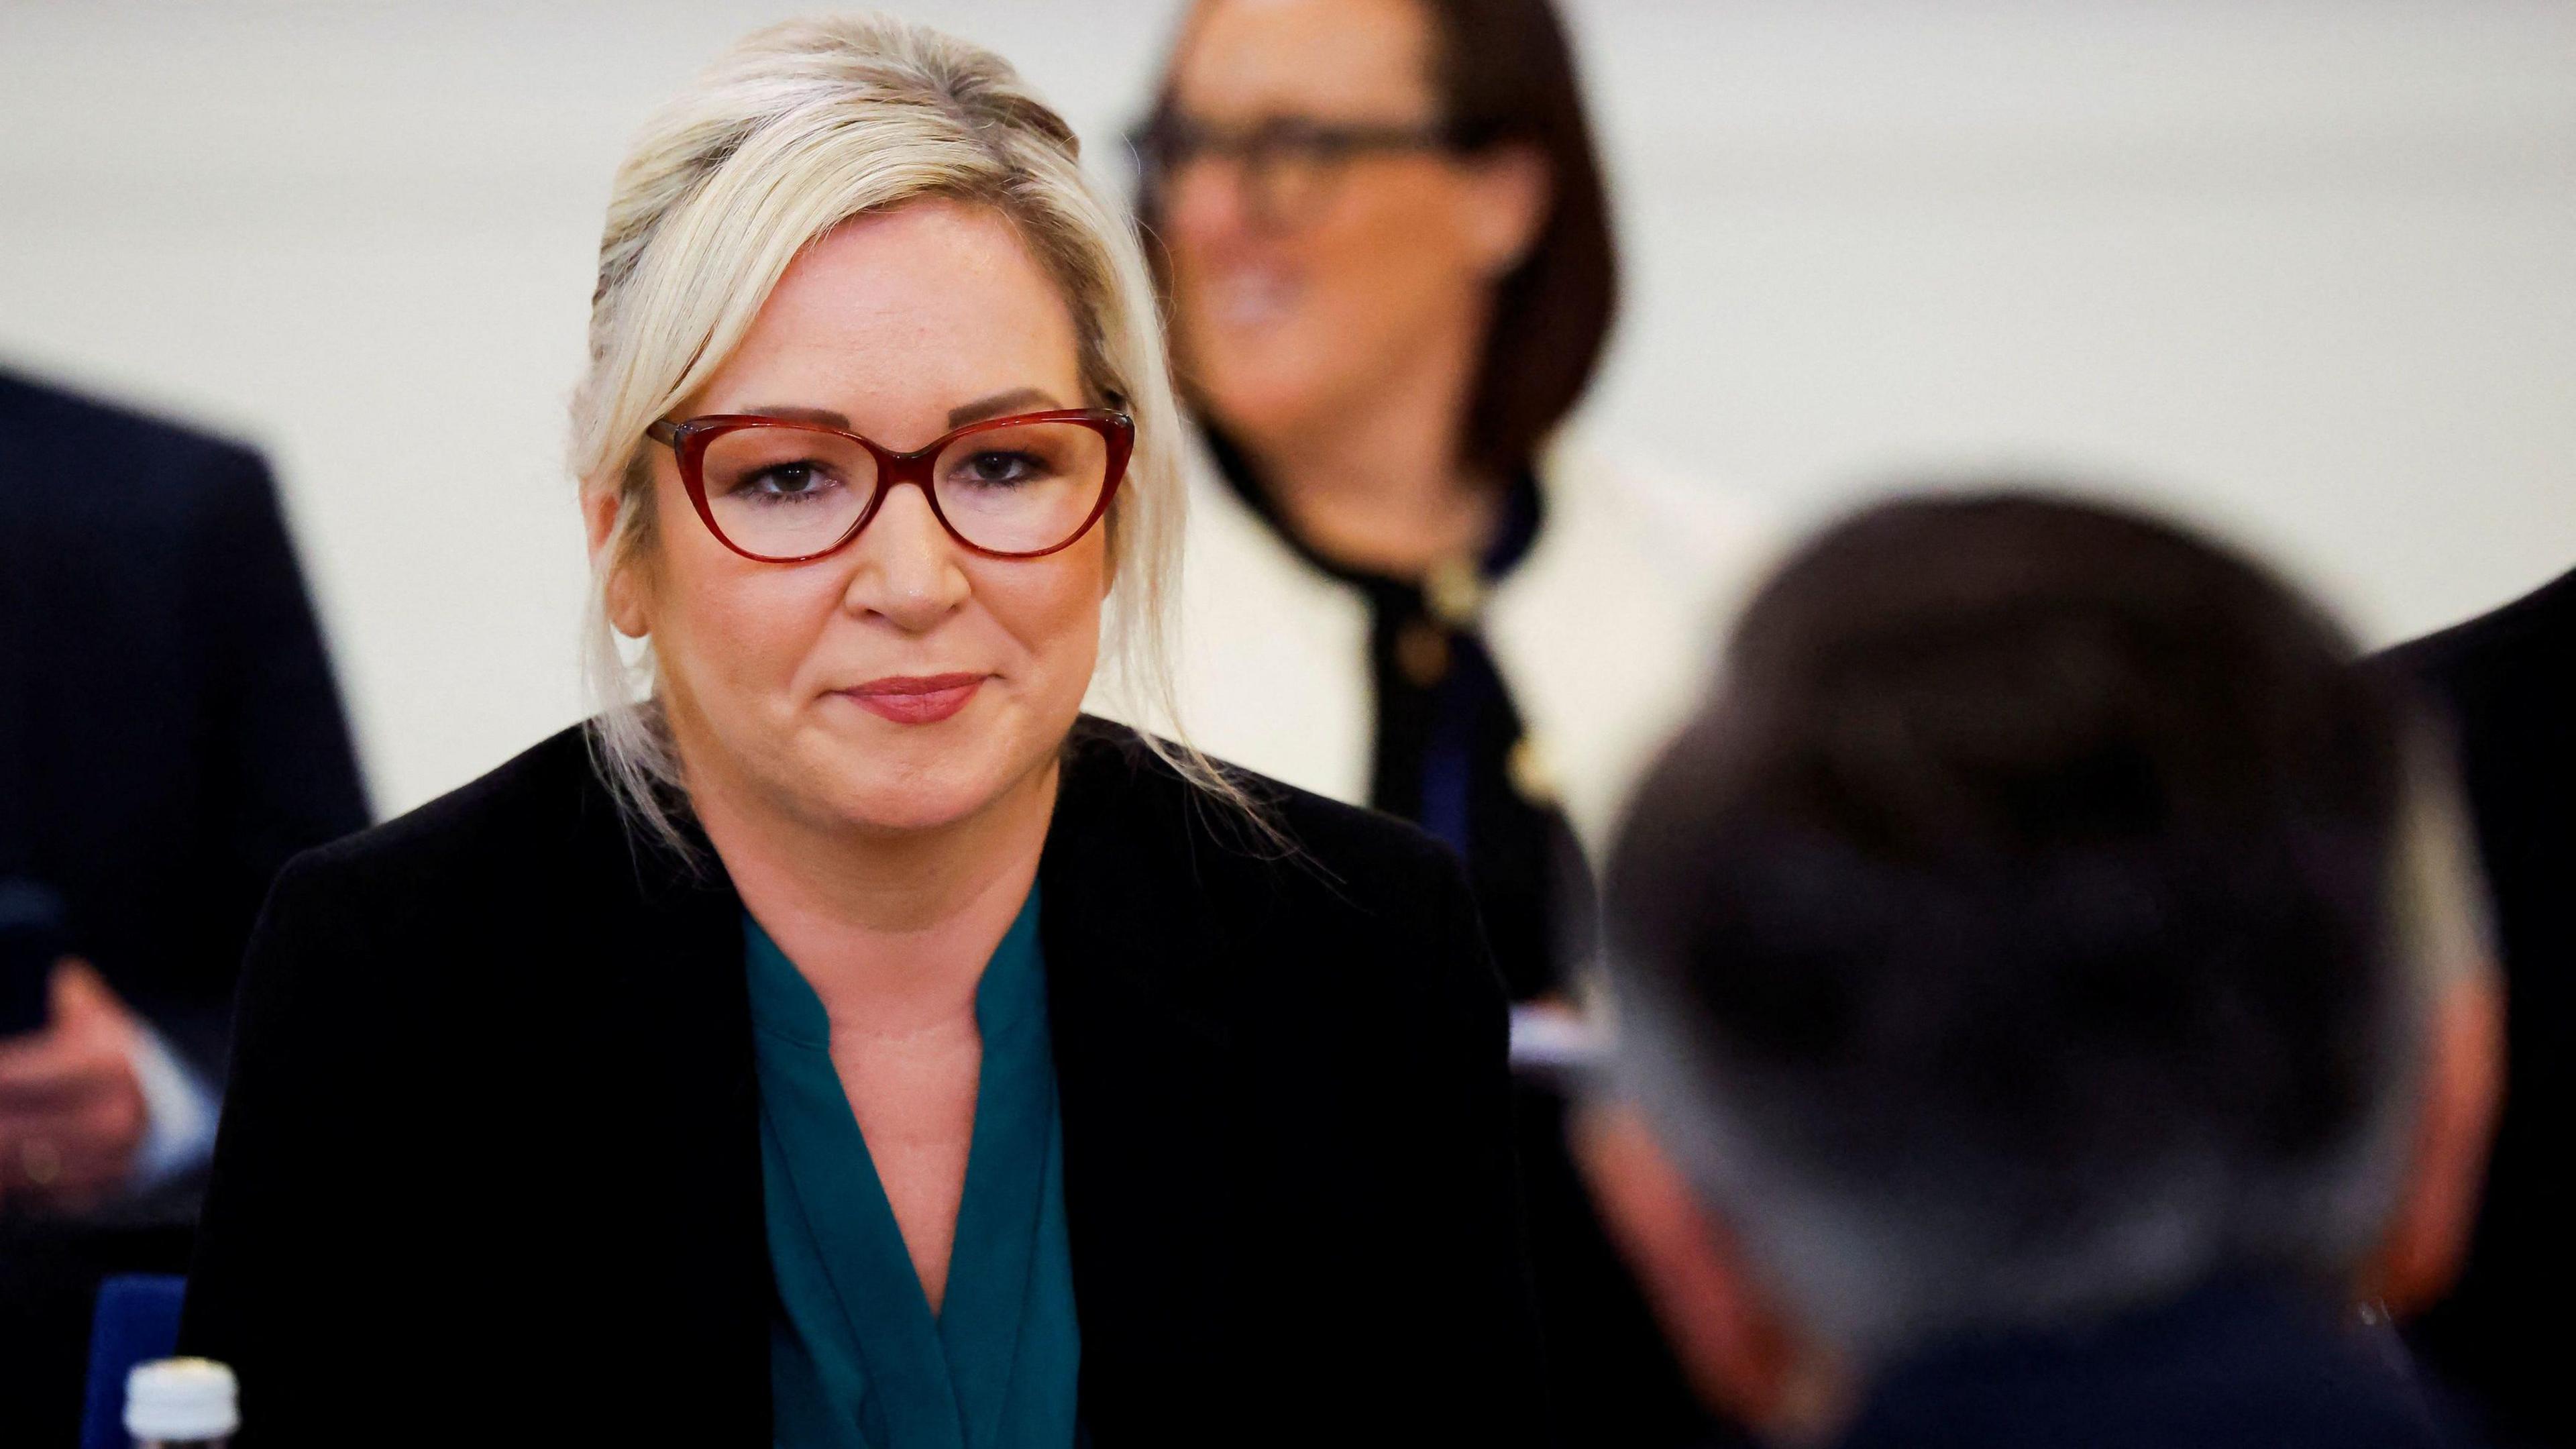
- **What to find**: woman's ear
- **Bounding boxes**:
[584,479,652,639]
[1458,143,1551,280]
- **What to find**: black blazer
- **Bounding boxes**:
[0,370,367,1099]
[1835,1277,2468,1449]
[2383,568,2576,1449]
[180,719,1548,1446]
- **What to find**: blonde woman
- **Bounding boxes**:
[178,17,1542,1447]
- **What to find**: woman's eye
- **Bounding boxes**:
[736,462,838,500]
[955,450,1044,487]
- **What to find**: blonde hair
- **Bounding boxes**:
[572,13,1234,853]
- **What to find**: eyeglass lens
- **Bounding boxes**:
[696,421,1110,558]
[1150,118,1443,228]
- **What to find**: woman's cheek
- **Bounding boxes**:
[667,560,815,729]
[988,553,1103,698]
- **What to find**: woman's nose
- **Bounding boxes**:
[840,485,970,631]
[1167,158,1262,247]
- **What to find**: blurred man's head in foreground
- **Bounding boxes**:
[1582,492,2500,1438]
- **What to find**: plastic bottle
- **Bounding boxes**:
[125,1357,237,1449]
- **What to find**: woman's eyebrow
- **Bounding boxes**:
[728,389,1063,432]
[738,404,851,427]
[946,387,1061,428]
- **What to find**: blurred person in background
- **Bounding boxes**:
[1128,1,1770,1440]
[181,18,1545,1446]
[1581,493,2505,1449]
[2384,563,2576,1448]
[0,370,368,1440]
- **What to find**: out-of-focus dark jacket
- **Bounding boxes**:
[1836,1277,2470,1449]
[2385,567,2576,1449]
[0,368,369,1097]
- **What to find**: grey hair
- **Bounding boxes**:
[570,13,1244,854]
[1601,734,2494,1362]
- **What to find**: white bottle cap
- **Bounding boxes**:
[125,1357,239,1442]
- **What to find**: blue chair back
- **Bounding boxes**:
[80,1273,187,1449]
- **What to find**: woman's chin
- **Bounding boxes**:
[817,777,997,837]
[1192,360,1341,446]
[767,699,1068,839]
[791,749,1036,839]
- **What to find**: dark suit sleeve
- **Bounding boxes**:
[162,451,369,1077]
[1381,853,1554,1445]
[178,851,401,1444]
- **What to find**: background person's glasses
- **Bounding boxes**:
[1131,113,1462,231]
[647,409,1133,564]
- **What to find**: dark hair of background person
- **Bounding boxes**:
[1605,492,2415,1344]
[1138,0,1619,482]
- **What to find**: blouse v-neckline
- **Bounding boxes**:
[745,888,1078,1449]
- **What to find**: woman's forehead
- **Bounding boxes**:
[696,203,1085,437]
[1175,0,1438,121]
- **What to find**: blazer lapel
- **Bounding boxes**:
[1038,726,1243,1396]
[567,764,774,1421]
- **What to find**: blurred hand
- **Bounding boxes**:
[0,960,148,1215]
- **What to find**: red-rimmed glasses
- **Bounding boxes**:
[647,408,1134,564]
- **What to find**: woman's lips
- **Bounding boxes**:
[1205,266,1299,331]
[839,673,986,725]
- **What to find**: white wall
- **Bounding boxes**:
[3,1,2569,815]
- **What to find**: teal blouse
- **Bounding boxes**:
[746,891,1079,1449]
